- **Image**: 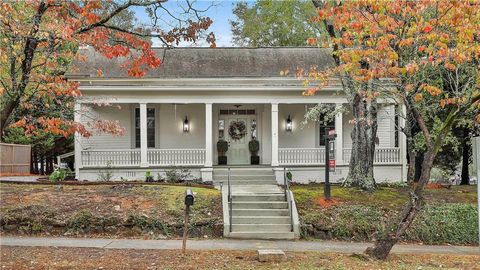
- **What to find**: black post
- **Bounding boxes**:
[182,204,190,254]
[324,137,331,200]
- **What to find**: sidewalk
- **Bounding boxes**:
[1,236,478,255]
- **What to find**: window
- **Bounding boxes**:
[319,115,335,146]
[135,108,156,148]
[394,105,399,147]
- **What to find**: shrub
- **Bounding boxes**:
[329,205,385,241]
[162,167,193,183]
[0,205,56,233]
[49,167,71,182]
[145,171,154,182]
[126,214,171,236]
[97,162,114,181]
[67,210,94,231]
[248,139,259,155]
[300,203,478,245]
[217,139,228,156]
[406,204,478,245]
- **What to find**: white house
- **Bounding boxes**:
[70,47,407,184]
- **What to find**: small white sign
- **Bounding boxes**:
[218,120,225,131]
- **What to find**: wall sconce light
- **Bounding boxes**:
[286,115,293,132]
[183,116,190,132]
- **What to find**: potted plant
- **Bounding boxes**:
[217,139,228,165]
[249,139,260,165]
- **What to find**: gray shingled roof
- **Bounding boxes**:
[71,47,334,78]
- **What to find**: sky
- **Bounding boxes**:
[132,1,250,47]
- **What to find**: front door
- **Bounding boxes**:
[225,116,250,164]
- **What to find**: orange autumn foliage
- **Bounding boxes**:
[0,1,213,138]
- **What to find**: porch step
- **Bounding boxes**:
[233,209,289,216]
[231,224,292,231]
[232,194,285,202]
[214,175,276,181]
[232,201,288,209]
[216,179,276,185]
[232,216,291,224]
[214,168,274,176]
[228,231,295,240]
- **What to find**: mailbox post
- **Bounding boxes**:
[182,189,194,254]
[324,129,337,200]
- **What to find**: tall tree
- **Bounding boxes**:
[308,0,479,259]
[307,0,378,191]
[0,0,214,139]
[230,0,323,46]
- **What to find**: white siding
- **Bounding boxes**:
[158,104,205,149]
[80,104,133,149]
[278,104,317,148]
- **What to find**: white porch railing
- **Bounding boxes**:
[81,149,206,167]
[148,149,205,166]
[343,147,400,164]
[279,148,325,165]
[81,149,141,167]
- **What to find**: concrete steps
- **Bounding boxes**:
[232,194,285,202]
[228,231,295,240]
[219,167,295,240]
[232,216,291,224]
[232,201,288,209]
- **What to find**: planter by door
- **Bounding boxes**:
[249,139,260,165]
[217,139,228,165]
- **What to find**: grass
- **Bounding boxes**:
[0,183,222,238]
[291,184,477,209]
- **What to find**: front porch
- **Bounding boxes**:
[76,101,406,182]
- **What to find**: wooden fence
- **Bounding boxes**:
[0,143,31,174]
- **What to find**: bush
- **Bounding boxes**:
[49,167,71,182]
[301,203,478,245]
[0,205,56,233]
[157,167,193,183]
[329,205,385,241]
[406,204,478,245]
[67,210,94,231]
[97,162,114,181]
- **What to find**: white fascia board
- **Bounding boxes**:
[78,85,342,92]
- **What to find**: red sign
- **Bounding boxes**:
[328,159,336,168]
[328,129,336,136]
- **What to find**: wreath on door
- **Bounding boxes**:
[228,121,247,141]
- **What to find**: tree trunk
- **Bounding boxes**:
[40,155,44,175]
[365,150,436,259]
[343,94,377,191]
[33,152,38,174]
[414,152,424,182]
[460,129,470,185]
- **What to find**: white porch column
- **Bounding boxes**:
[139,103,148,167]
[74,102,82,179]
[205,103,213,167]
[335,103,343,164]
[399,104,408,181]
[271,103,279,166]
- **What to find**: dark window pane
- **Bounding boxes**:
[135,108,155,148]
[135,129,140,148]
